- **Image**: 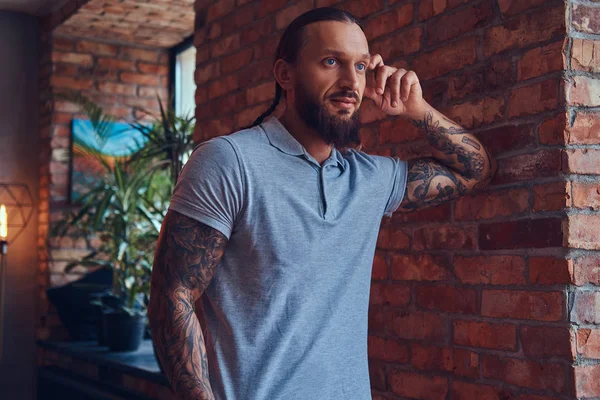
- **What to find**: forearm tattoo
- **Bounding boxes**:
[409,111,486,180]
[398,111,492,212]
[148,210,227,400]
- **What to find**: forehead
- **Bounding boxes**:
[300,20,369,59]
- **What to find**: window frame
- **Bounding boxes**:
[169,35,195,115]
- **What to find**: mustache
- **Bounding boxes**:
[329,91,360,101]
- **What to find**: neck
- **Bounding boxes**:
[278,106,333,165]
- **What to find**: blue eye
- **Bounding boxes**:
[324,58,337,66]
[356,63,366,71]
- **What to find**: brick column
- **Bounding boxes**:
[566,1,600,398]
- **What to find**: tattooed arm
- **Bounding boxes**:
[148,210,228,400]
[398,107,495,212]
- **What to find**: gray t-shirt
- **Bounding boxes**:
[168,116,408,400]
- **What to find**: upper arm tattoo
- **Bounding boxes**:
[398,157,468,212]
[148,210,227,399]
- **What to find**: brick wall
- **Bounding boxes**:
[567,1,600,399]
[37,31,169,339]
[192,0,600,398]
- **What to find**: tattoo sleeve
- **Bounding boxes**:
[148,210,228,400]
[398,109,495,212]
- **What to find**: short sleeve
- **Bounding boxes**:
[383,156,409,218]
[168,137,244,240]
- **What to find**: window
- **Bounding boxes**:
[172,38,196,117]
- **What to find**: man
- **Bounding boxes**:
[148,7,494,400]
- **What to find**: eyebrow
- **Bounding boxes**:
[321,48,371,60]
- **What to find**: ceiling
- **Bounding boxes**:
[0,0,71,16]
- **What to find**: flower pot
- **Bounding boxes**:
[102,311,146,352]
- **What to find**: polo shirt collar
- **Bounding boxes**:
[261,116,346,171]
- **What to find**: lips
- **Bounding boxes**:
[330,97,357,109]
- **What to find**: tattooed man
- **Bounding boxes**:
[148,7,494,400]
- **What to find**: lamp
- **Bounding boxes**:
[0,183,34,360]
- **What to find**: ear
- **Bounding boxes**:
[273,59,294,92]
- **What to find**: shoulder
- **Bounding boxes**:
[343,148,404,172]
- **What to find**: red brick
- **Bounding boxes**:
[494,150,561,185]
[275,0,314,30]
[389,370,448,400]
[206,0,235,22]
[413,225,476,250]
[454,256,526,285]
[256,0,286,18]
[577,328,600,359]
[454,188,529,221]
[411,345,479,378]
[483,5,565,57]
[415,285,478,314]
[234,104,266,130]
[378,118,422,144]
[568,111,600,144]
[418,0,469,21]
[120,72,160,86]
[221,48,253,74]
[208,75,238,99]
[368,306,385,333]
[443,96,504,129]
[387,310,447,341]
[482,355,567,393]
[476,124,535,156]
[203,118,234,139]
[343,0,385,19]
[390,254,450,281]
[575,364,600,397]
[211,34,240,58]
[517,41,564,81]
[52,37,74,51]
[427,1,494,45]
[195,62,220,85]
[569,76,600,107]
[539,112,567,145]
[571,38,600,73]
[454,320,517,351]
[369,361,386,391]
[481,290,564,321]
[119,47,159,62]
[391,203,451,224]
[369,26,423,62]
[369,283,410,307]
[573,3,600,34]
[246,82,275,105]
[51,52,93,66]
[213,92,247,115]
[368,335,409,363]
[498,0,547,16]
[372,253,388,280]
[75,40,117,56]
[359,99,387,124]
[376,227,410,250]
[573,256,600,286]
[451,381,514,400]
[50,76,93,90]
[448,59,514,101]
[519,396,562,400]
[52,63,78,76]
[573,291,600,324]
[240,18,274,47]
[533,181,570,212]
[96,58,136,71]
[509,79,560,118]
[96,82,136,96]
[568,214,600,250]
[479,218,563,250]
[529,257,573,285]
[364,3,413,40]
[138,62,168,75]
[520,325,574,359]
[413,36,478,80]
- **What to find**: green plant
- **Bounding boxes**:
[53,91,169,316]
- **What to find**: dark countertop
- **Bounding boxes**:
[37,339,170,387]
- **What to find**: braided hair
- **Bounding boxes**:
[244,7,363,131]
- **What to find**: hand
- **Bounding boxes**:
[363,54,426,118]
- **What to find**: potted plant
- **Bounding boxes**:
[52,92,168,351]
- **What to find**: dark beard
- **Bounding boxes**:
[295,83,362,149]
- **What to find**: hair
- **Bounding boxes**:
[244,7,364,137]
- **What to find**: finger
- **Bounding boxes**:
[368,53,384,70]
[402,71,418,101]
[391,69,407,107]
[363,85,379,101]
[377,66,397,96]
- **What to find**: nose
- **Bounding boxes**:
[338,64,360,93]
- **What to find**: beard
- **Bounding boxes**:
[294,81,362,150]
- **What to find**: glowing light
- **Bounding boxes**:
[0,205,6,239]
